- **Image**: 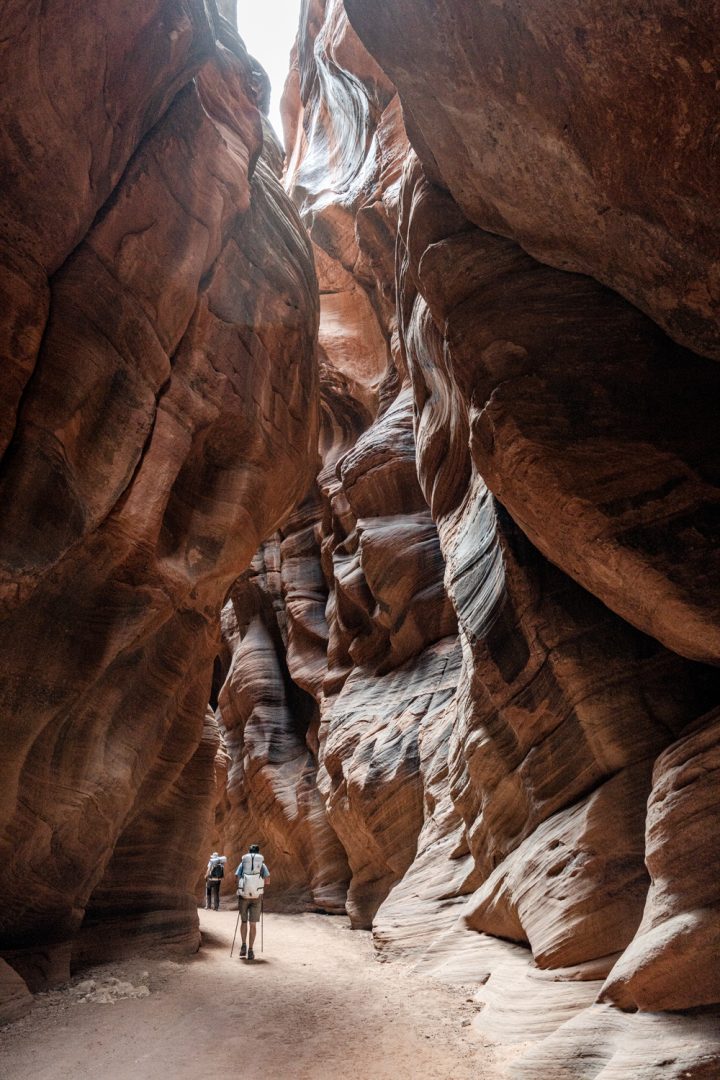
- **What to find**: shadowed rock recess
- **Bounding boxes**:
[0,1,718,1077]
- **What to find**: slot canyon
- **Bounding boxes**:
[0,1,719,1077]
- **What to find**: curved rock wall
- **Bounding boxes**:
[2,0,718,1073]
[396,152,720,957]
[285,0,407,412]
[217,2,720,1076]
[215,0,465,930]
[217,534,350,915]
[0,2,319,1001]
[344,0,720,363]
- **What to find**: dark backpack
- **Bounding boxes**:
[209,863,224,880]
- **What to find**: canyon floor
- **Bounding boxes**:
[0,910,496,1079]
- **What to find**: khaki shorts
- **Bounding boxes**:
[238,897,262,924]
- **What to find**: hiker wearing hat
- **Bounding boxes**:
[205,852,227,910]
[234,844,270,960]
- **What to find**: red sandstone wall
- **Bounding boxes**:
[216,3,720,1076]
[0,2,319,1001]
[1,2,718,1074]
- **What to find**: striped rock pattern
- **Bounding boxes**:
[0,2,318,1006]
[218,3,720,1077]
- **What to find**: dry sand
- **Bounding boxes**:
[0,910,499,1079]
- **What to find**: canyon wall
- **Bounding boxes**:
[0,1,319,1000]
[217,2,720,1077]
[1,1,718,1075]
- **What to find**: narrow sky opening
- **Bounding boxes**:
[236,0,302,137]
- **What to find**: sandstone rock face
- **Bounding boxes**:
[0,960,32,1026]
[344,0,720,363]
[601,707,720,1013]
[285,0,408,413]
[218,542,350,914]
[215,361,458,926]
[75,710,224,966]
[514,1005,720,1080]
[316,387,458,926]
[217,2,720,1076]
[215,1,468,930]
[395,154,720,964]
[215,0,458,929]
[0,2,319,1009]
[0,0,216,457]
[396,157,720,667]
[1,1,718,1075]
[382,32,719,1076]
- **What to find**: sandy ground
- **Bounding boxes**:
[0,910,499,1080]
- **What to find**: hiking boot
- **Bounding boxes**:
[247,948,255,961]
[239,943,247,958]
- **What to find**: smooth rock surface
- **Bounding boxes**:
[601,707,720,1012]
[218,546,350,914]
[0,4,319,995]
[217,5,720,1076]
[0,0,216,457]
[344,0,720,360]
[513,1003,720,1080]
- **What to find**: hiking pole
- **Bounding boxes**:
[261,895,264,954]
[230,900,241,958]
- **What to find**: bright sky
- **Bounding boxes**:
[235,0,303,136]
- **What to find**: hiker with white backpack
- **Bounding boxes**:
[234,844,270,960]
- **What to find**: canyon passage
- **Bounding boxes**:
[0,2,719,1079]
[0,911,489,1080]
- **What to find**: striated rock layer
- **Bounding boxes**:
[0,1,319,1009]
[215,0,461,931]
[218,2,720,1077]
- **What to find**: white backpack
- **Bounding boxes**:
[238,852,265,899]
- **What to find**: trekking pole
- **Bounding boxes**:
[261,895,264,954]
[230,900,241,958]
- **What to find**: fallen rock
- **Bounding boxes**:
[75,977,151,1005]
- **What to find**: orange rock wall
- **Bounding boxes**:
[216,0,460,928]
[344,0,720,363]
[1,1,717,1074]
[217,2,720,1076]
[0,2,319,1003]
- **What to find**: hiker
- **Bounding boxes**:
[235,844,270,960]
[205,851,227,910]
